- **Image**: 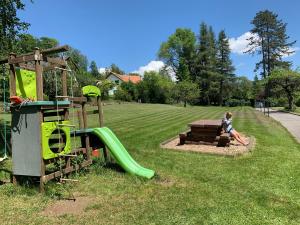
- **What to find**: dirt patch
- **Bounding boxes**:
[42,196,94,217]
[161,135,255,157]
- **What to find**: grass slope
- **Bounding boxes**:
[0,103,299,225]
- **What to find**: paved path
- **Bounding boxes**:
[256,108,300,143]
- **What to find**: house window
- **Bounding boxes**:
[115,80,120,85]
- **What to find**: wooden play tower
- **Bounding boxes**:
[0,46,105,192]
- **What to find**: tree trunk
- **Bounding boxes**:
[184,100,187,107]
[287,94,294,111]
[219,79,224,106]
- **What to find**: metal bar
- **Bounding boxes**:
[56,124,76,127]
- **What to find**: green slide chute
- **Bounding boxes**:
[92,127,155,179]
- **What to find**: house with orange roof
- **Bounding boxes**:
[106,72,142,95]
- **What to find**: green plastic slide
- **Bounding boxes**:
[92,127,155,179]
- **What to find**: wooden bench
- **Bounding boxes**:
[179,120,230,147]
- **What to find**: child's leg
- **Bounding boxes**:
[231,130,247,145]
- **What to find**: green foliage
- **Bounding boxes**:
[110,63,125,75]
[269,69,300,111]
[96,79,115,100]
[225,98,251,107]
[247,10,296,78]
[173,81,200,107]
[158,28,196,81]
[65,47,88,72]
[90,60,100,77]
[0,0,30,57]
[137,71,174,104]
[114,82,139,102]
[216,30,235,105]
[114,86,132,102]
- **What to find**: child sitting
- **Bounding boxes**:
[223,112,248,146]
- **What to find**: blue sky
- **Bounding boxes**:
[19,0,300,80]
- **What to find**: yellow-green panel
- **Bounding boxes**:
[41,121,71,160]
[15,68,37,100]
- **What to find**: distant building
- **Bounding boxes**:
[106,72,142,95]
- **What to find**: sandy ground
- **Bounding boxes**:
[161,135,255,156]
[42,196,94,216]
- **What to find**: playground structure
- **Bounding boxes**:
[0,46,155,192]
[179,120,231,147]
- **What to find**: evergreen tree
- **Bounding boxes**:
[196,23,218,105]
[110,63,125,74]
[90,61,100,77]
[216,30,235,105]
[246,10,296,78]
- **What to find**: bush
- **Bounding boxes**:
[114,87,132,102]
[225,99,251,107]
[295,97,300,107]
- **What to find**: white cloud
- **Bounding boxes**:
[281,47,300,58]
[98,67,106,74]
[229,32,298,58]
[229,32,258,55]
[132,60,165,75]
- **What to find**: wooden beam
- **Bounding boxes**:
[41,45,70,55]
[8,54,36,64]
[43,56,67,66]
[42,159,92,183]
[18,63,36,71]
[9,54,16,97]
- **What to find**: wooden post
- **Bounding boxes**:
[9,53,16,97]
[97,96,104,127]
[62,69,68,98]
[82,103,91,161]
[34,48,43,101]
[97,96,108,161]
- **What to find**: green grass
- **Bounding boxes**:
[272,107,300,115]
[0,103,299,225]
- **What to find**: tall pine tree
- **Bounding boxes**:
[246,10,296,78]
[196,23,218,105]
[216,30,235,106]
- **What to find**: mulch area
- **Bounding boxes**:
[161,135,255,157]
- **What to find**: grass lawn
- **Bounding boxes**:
[0,103,299,225]
[272,107,300,115]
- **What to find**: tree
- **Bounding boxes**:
[195,23,218,105]
[90,61,100,77]
[137,71,174,103]
[177,58,190,81]
[246,10,296,78]
[269,69,300,111]
[15,33,37,54]
[38,37,59,50]
[0,0,30,57]
[158,28,196,81]
[0,0,30,101]
[110,63,125,75]
[216,30,235,105]
[65,47,88,72]
[174,81,200,107]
